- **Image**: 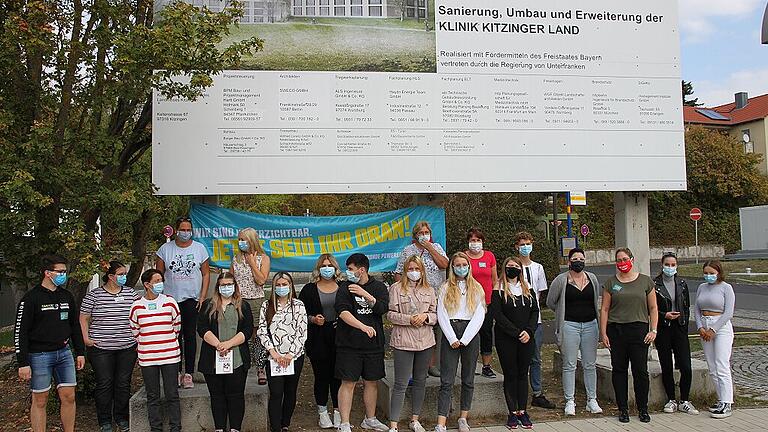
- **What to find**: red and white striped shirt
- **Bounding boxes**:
[129,294,181,367]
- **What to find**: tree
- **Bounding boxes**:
[0,0,263,299]
[682,80,702,107]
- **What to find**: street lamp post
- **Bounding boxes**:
[763,2,768,44]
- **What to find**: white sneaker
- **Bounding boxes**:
[434,426,446,432]
[319,411,334,429]
[361,417,389,432]
[709,402,723,413]
[334,410,342,428]
[388,429,398,432]
[586,399,603,414]
[338,423,352,432]
[679,401,700,415]
[564,400,576,416]
[457,418,470,432]
[711,403,733,419]
[409,420,426,432]
[663,400,678,413]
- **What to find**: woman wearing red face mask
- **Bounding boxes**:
[599,248,658,424]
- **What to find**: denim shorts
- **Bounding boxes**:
[28,347,77,393]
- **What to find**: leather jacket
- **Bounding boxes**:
[653,274,690,327]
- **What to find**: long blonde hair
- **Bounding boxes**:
[401,254,430,295]
[442,252,485,315]
[209,271,244,320]
[309,253,343,283]
[498,256,534,306]
[236,228,265,260]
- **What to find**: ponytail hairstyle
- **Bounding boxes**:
[102,260,125,283]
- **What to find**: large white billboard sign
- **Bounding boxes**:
[153,0,684,195]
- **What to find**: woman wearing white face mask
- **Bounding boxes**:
[653,252,697,416]
[231,227,271,384]
[258,272,308,432]
[299,254,344,429]
[387,255,437,432]
[695,260,735,419]
[464,227,498,379]
[197,272,254,432]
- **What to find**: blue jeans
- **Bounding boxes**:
[529,324,543,394]
[28,346,77,393]
[561,320,599,402]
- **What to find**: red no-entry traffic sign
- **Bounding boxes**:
[689,208,702,221]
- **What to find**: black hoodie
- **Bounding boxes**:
[14,284,85,367]
[334,278,389,353]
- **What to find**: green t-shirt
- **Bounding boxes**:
[602,274,654,324]
[219,304,243,370]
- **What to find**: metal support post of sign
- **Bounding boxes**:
[552,192,559,246]
[566,192,573,237]
[695,219,699,264]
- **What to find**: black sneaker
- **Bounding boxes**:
[619,410,630,423]
[531,394,556,409]
[711,403,733,419]
[505,414,519,429]
[709,402,722,413]
[481,365,497,378]
[639,411,651,423]
[516,412,533,430]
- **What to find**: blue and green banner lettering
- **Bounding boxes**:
[190,203,446,272]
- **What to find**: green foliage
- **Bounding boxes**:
[0,0,263,297]
[682,80,702,107]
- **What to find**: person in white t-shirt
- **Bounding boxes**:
[514,231,556,410]
[156,216,211,389]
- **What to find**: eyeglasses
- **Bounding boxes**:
[175,216,192,224]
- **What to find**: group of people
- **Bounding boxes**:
[13,216,738,432]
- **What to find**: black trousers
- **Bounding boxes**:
[480,309,494,356]
[310,354,340,408]
[178,298,198,374]
[496,335,535,413]
[267,355,305,432]
[87,346,137,427]
[204,366,248,430]
[656,320,692,401]
[607,322,650,411]
[141,362,181,432]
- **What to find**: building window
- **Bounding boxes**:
[350,0,361,4]
[306,6,316,14]
[369,0,381,3]
[406,0,415,5]
[369,5,381,15]
[293,0,301,5]
[406,8,415,17]
[418,8,425,18]
[334,0,344,4]
[334,6,345,15]
[351,5,362,15]
[320,6,330,14]
[418,0,425,6]
[294,6,303,14]
[320,0,329,4]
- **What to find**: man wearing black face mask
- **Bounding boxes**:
[546,248,604,416]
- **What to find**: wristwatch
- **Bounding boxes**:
[651,329,657,334]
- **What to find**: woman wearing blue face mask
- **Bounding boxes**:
[79,260,140,432]
[197,272,254,432]
[695,261,735,419]
[231,227,271,384]
[258,272,308,432]
[299,254,344,429]
[653,253,698,416]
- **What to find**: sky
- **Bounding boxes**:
[679,0,768,106]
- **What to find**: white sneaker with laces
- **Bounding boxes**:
[586,399,603,414]
[457,417,470,432]
[664,400,678,413]
[361,417,389,431]
[409,420,426,432]
[434,426,446,432]
[319,411,334,429]
[338,422,352,432]
[333,410,342,428]
[564,400,576,416]
[679,401,700,415]
[709,402,723,413]
[711,403,733,419]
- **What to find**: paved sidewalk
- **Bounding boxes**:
[448,408,768,431]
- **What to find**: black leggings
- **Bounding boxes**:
[204,367,247,430]
[656,320,692,401]
[267,355,305,432]
[480,309,494,356]
[310,354,340,408]
[178,298,198,374]
[607,322,650,411]
[496,335,535,412]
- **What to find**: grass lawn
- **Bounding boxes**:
[224,22,436,72]
[677,259,768,284]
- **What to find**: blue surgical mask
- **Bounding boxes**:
[274,285,290,297]
[519,244,533,257]
[453,265,469,278]
[320,267,335,280]
[151,282,164,294]
[662,266,677,277]
[345,269,360,283]
[116,274,128,286]
[704,274,718,284]
[177,231,192,241]
[52,272,67,287]
[238,240,249,252]
[219,284,235,297]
